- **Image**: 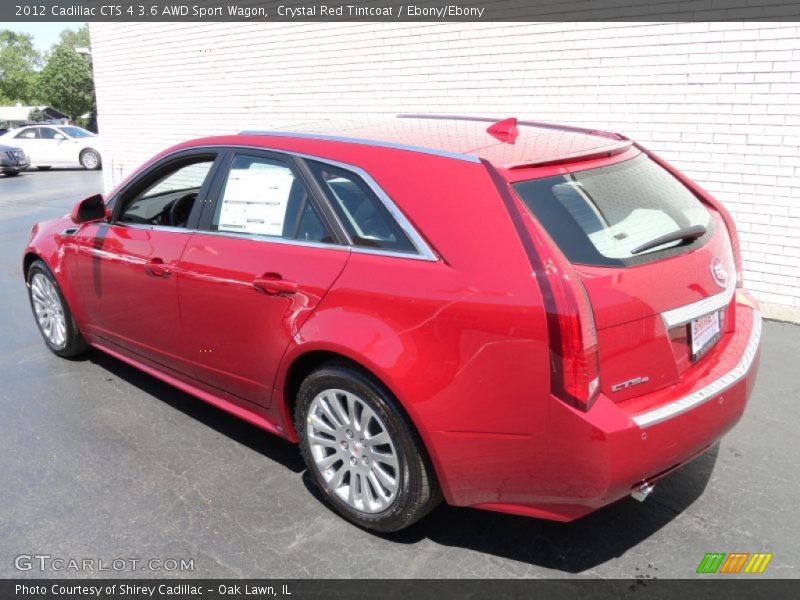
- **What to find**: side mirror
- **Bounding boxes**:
[53,133,66,141]
[71,194,106,224]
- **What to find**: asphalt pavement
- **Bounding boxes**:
[0,168,798,578]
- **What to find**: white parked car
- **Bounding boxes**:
[0,125,102,170]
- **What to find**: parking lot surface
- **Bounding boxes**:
[1,169,798,578]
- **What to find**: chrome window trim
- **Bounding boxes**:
[116,223,195,234]
[661,279,736,329]
[349,246,435,261]
[116,222,353,253]
[191,228,351,253]
[110,145,439,262]
[239,130,481,164]
[292,151,438,262]
[633,311,761,428]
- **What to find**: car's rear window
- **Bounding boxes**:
[512,154,712,267]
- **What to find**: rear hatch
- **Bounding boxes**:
[512,151,736,402]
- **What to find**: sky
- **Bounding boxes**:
[1,22,86,53]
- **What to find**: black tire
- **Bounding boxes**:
[80,148,101,170]
[26,260,89,358]
[3,170,20,176]
[37,166,51,170]
[295,364,442,532]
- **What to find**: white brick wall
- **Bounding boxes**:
[90,22,800,319]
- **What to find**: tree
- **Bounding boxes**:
[0,30,43,104]
[27,107,46,122]
[39,42,94,121]
[56,25,91,50]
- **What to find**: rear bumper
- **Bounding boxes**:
[435,299,761,521]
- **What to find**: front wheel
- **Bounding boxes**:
[3,170,20,176]
[80,148,101,170]
[295,364,441,532]
[27,260,89,358]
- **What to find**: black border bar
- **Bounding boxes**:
[5,0,800,22]
[1,579,798,600]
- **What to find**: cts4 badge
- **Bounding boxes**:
[611,376,650,393]
[710,257,728,288]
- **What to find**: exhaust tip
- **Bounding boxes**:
[631,482,655,502]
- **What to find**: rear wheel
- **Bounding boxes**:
[3,170,20,176]
[27,260,89,358]
[80,149,101,170]
[295,364,441,532]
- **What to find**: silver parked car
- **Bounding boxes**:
[0,144,30,176]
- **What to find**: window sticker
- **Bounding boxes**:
[218,162,295,236]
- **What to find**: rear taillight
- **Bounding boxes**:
[484,160,600,411]
[536,242,601,410]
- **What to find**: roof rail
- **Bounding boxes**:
[397,114,627,141]
[237,129,481,163]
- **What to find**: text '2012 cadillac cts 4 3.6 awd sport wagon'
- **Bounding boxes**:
[24,115,762,532]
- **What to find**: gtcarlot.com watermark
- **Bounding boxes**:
[14,554,194,573]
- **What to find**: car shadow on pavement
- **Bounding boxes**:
[88,350,306,474]
[394,445,718,573]
[89,348,717,574]
[302,442,719,574]
[23,168,92,174]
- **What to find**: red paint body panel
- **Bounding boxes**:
[430,302,758,517]
[68,223,192,370]
[177,233,350,406]
[23,116,762,522]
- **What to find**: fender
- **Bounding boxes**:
[23,216,90,331]
[272,250,551,505]
[273,309,425,445]
[273,312,457,501]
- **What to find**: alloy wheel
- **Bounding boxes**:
[82,151,99,169]
[30,273,67,348]
[305,388,400,514]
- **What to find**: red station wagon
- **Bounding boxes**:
[24,116,762,531]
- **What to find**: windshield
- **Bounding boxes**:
[58,126,95,138]
[512,153,712,267]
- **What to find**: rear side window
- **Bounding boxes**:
[513,154,712,267]
[213,155,334,244]
[38,128,59,140]
[306,160,416,254]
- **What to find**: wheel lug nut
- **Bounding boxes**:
[340,441,348,450]
[359,439,365,446]
[362,456,369,465]
[350,457,357,466]
[346,430,353,439]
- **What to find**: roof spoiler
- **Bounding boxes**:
[506,141,634,170]
[397,114,628,142]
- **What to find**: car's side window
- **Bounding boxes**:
[38,128,59,140]
[117,158,214,228]
[211,154,335,244]
[305,160,416,254]
[15,128,37,139]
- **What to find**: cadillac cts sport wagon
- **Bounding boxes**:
[24,116,761,532]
